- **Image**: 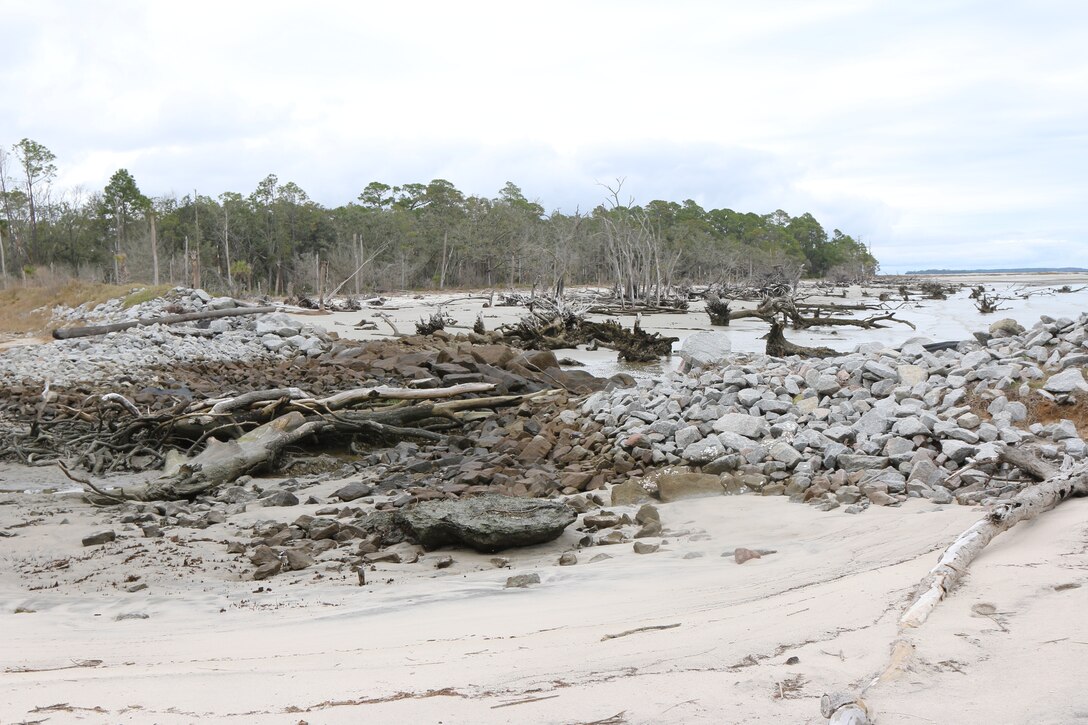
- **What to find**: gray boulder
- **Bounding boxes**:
[397,494,576,552]
[712,413,770,439]
[1044,368,1088,394]
[679,331,733,369]
[333,481,373,502]
[682,437,726,463]
[989,318,1024,337]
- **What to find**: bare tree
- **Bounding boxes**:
[597,179,670,306]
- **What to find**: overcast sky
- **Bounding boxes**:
[2,0,1085,273]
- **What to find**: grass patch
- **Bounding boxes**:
[964,380,1088,433]
[121,285,172,308]
[0,281,170,335]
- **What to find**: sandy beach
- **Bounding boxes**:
[1,486,1084,724]
[1,274,1087,724]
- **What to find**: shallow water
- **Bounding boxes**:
[572,283,1088,379]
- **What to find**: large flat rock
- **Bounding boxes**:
[397,494,576,552]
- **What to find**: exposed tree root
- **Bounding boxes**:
[764,322,838,358]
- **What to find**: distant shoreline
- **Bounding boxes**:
[904,267,1088,274]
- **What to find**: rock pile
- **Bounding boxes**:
[580,313,1088,512]
[2,286,632,397]
[102,481,580,581]
[1,288,332,388]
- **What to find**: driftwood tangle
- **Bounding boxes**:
[499,297,677,362]
[77,383,532,502]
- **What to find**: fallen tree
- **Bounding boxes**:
[52,305,277,340]
[819,447,1088,723]
[726,296,915,331]
[896,447,1080,630]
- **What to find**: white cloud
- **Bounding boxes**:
[1,0,1086,271]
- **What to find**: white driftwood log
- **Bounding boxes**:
[899,456,1087,629]
[821,448,1088,721]
[821,692,870,724]
[315,382,496,409]
[87,411,325,502]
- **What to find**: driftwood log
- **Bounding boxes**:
[728,296,915,331]
[821,447,1088,723]
[895,448,1082,632]
[52,305,277,339]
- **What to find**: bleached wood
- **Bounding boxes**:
[899,458,1088,629]
[823,449,1088,721]
[313,382,496,409]
[52,305,277,339]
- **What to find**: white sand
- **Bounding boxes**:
[1,490,1085,723]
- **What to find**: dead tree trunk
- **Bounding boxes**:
[80,386,529,503]
[52,305,277,339]
[821,449,1088,723]
[897,450,1085,631]
[764,322,837,358]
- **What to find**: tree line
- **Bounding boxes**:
[0,138,878,298]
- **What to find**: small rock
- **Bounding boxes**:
[284,548,315,571]
[635,504,661,524]
[261,490,300,507]
[633,541,660,554]
[364,542,422,564]
[989,318,1024,337]
[434,555,455,569]
[504,573,541,588]
[712,413,770,439]
[583,512,622,530]
[253,561,282,580]
[610,479,654,506]
[558,552,578,566]
[597,530,626,545]
[333,482,373,502]
[249,544,280,566]
[82,530,116,547]
[634,520,663,538]
[733,547,762,564]
[1044,368,1088,394]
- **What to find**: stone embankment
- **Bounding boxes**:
[1,288,332,388]
[582,314,1087,512]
